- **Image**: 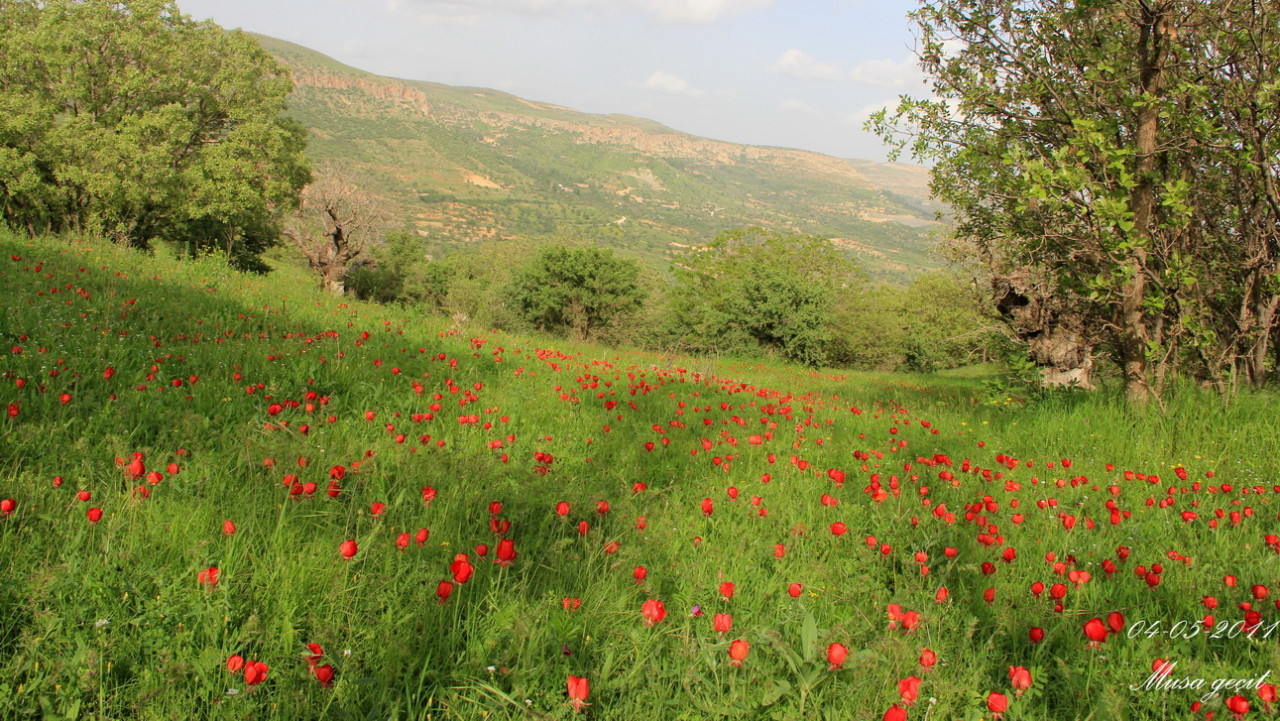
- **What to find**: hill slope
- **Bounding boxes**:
[257,34,943,279]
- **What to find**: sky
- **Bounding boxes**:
[175,0,931,162]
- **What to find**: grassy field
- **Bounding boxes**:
[2,231,1279,720]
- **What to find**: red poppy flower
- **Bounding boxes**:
[1107,611,1125,634]
[1084,617,1109,646]
[987,691,1008,717]
[714,613,732,634]
[567,675,590,712]
[340,540,358,560]
[919,648,937,669]
[198,567,219,587]
[898,675,922,705]
[1227,695,1250,719]
[496,538,517,566]
[244,660,269,686]
[436,580,454,602]
[728,639,749,666]
[451,555,474,583]
[1009,666,1032,695]
[827,642,848,670]
[641,599,666,625]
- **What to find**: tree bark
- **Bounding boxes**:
[1250,295,1279,386]
[1119,4,1169,406]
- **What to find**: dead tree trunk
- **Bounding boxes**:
[993,271,1095,390]
[282,167,389,296]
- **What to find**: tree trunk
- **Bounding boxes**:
[322,270,345,296]
[1119,252,1150,404]
[993,271,1095,389]
[1119,6,1168,406]
[1250,296,1279,387]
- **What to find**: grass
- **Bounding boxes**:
[2,230,1279,720]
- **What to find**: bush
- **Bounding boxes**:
[507,245,645,340]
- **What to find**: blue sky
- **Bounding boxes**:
[175,0,929,162]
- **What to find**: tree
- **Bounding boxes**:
[508,245,645,340]
[824,271,996,372]
[668,228,862,367]
[283,169,390,295]
[0,0,310,268]
[346,230,451,310]
[871,0,1280,403]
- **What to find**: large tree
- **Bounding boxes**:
[871,0,1280,403]
[0,0,310,268]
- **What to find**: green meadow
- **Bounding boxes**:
[3,231,1279,720]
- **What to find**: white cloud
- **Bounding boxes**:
[646,0,772,23]
[394,0,772,24]
[780,98,817,115]
[940,37,967,58]
[642,70,705,97]
[768,48,844,81]
[849,56,925,87]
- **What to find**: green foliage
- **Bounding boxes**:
[4,230,1280,719]
[0,0,309,269]
[507,245,646,340]
[668,229,860,367]
[871,0,1280,400]
[827,272,994,372]
[346,230,450,309]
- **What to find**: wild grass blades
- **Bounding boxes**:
[2,230,1280,719]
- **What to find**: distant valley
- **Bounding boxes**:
[258,34,943,280]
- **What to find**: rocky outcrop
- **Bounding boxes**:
[291,70,431,117]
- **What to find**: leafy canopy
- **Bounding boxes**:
[0,0,310,269]
[669,228,862,368]
[508,245,646,341]
[870,0,1280,401]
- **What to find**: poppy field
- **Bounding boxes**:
[2,231,1280,721]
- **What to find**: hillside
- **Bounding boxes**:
[256,34,943,279]
[3,230,1276,719]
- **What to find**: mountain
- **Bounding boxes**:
[256,34,944,280]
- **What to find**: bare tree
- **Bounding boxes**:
[283,168,390,295]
